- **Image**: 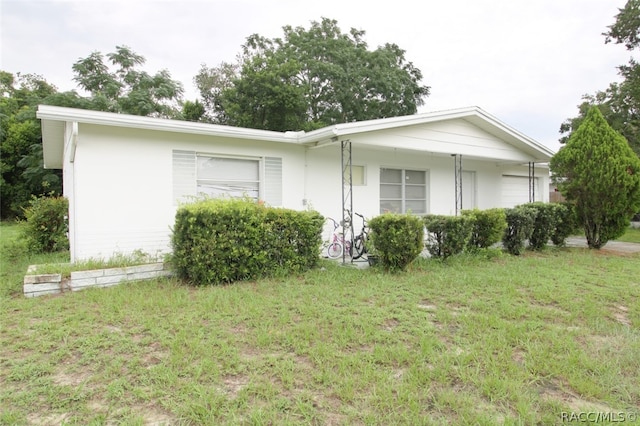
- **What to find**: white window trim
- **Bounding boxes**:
[196,153,263,200]
[379,167,429,214]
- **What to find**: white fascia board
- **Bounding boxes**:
[37,106,300,144]
[297,106,555,162]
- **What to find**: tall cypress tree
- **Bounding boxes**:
[551,107,640,248]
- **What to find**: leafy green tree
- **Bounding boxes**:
[551,107,640,248]
[182,100,206,122]
[72,45,184,118]
[194,62,238,124]
[196,18,430,131]
[0,72,65,218]
[561,0,640,156]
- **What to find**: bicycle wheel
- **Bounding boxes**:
[327,242,343,258]
[352,235,366,259]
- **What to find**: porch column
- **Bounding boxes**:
[453,154,463,215]
[528,162,535,202]
[341,140,353,263]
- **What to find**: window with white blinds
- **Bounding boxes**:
[197,156,260,199]
[380,168,427,214]
[172,150,282,206]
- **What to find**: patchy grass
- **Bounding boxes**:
[617,226,640,244]
[1,224,639,424]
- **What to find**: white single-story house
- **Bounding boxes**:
[37,105,554,262]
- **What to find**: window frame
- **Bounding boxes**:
[196,153,263,201]
[379,167,428,214]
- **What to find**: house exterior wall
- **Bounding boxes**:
[70,124,306,261]
[303,144,549,222]
[64,118,549,262]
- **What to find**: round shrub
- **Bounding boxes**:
[368,213,424,271]
[461,208,506,250]
[22,195,69,253]
[502,206,536,255]
[550,202,579,247]
[423,214,472,259]
[523,202,561,250]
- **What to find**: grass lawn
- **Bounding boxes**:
[1,223,639,425]
[617,226,640,244]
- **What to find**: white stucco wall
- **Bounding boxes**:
[70,124,306,261]
[67,119,549,261]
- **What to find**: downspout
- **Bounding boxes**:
[66,122,78,262]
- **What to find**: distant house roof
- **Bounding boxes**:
[37,105,554,169]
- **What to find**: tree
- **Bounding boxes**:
[0,72,64,218]
[196,18,430,131]
[560,0,640,156]
[72,45,184,118]
[194,62,238,124]
[551,107,640,248]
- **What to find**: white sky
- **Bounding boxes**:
[0,0,633,152]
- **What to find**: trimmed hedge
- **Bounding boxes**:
[461,208,507,250]
[502,206,536,255]
[424,215,472,259]
[171,198,323,285]
[550,202,579,247]
[368,213,424,271]
[522,202,561,250]
[22,195,69,253]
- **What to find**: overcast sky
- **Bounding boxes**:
[1,0,633,151]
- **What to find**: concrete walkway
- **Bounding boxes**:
[565,237,640,254]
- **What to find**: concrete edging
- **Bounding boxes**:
[23,263,174,298]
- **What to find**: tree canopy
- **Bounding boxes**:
[1,46,187,218]
[195,18,430,131]
[551,107,640,248]
[72,45,184,118]
[560,0,640,156]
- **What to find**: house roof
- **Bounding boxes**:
[37,105,554,169]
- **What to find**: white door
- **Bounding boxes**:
[501,175,538,208]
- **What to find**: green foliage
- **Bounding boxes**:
[21,195,69,253]
[171,198,323,285]
[561,1,640,156]
[502,207,536,255]
[0,72,64,218]
[72,45,184,118]
[521,202,561,250]
[461,208,507,250]
[551,107,640,248]
[368,213,424,271]
[604,0,640,50]
[423,215,472,259]
[197,18,430,130]
[550,202,579,247]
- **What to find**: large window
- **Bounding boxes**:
[172,150,282,206]
[380,168,427,214]
[197,156,260,200]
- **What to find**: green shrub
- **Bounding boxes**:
[423,215,472,259]
[550,202,579,247]
[462,208,507,250]
[368,213,424,271]
[171,198,323,285]
[22,195,69,253]
[502,206,536,255]
[522,202,561,250]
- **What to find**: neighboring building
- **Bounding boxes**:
[38,105,554,262]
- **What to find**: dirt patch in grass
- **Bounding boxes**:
[220,374,249,397]
[613,305,631,326]
[539,378,614,413]
[382,318,400,331]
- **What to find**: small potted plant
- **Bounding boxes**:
[366,234,379,266]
